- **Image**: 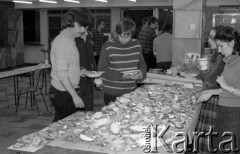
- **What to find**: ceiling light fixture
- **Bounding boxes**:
[39,0,57,4]
[95,0,108,3]
[129,0,136,2]
[13,0,32,4]
[64,0,80,3]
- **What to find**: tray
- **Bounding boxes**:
[121,70,140,74]
[47,133,170,154]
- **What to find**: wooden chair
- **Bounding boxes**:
[0,87,9,108]
[15,69,50,115]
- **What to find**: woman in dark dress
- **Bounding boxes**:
[195,26,225,154]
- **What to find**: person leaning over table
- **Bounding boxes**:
[194,26,225,154]
[197,26,240,154]
[49,9,91,122]
[98,17,147,106]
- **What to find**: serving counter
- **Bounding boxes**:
[8,80,201,154]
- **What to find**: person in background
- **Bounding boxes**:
[76,31,97,111]
[141,17,149,30]
[157,22,167,36]
[98,17,147,105]
[138,16,159,70]
[75,9,97,111]
[153,23,173,71]
[195,26,225,154]
[197,26,240,153]
[49,9,90,122]
[93,19,106,65]
[132,17,149,39]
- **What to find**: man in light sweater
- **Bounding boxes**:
[49,9,90,122]
[153,23,172,71]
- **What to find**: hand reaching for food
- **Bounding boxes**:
[197,90,213,103]
[80,68,88,77]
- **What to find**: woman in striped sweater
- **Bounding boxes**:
[98,17,147,105]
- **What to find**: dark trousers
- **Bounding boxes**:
[213,105,240,154]
[104,94,117,106]
[95,55,100,66]
[49,85,79,122]
[143,52,156,71]
[79,77,94,111]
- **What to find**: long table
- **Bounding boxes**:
[7,81,200,154]
[0,64,51,106]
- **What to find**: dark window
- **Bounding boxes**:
[48,10,61,14]
[96,9,110,13]
[48,16,62,44]
[0,8,7,47]
[123,9,153,38]
[47,8,111,42]
[23,10,40,43]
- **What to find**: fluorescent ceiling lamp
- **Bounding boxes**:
[129,0,136,2]
[95,0,108,2]
[39,0,57,4]
[64,0,80,3]
[13,0,32,4]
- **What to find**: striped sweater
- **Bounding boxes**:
[98,38,147,96]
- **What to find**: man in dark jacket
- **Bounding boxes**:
[76,31,97,111]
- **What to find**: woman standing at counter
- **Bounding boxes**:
[198,26,240,153]
[195,26,225,154]
[98,18,147,105]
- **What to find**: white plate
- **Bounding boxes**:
[121,70,140,74]
[180,72,198,78]
[87,71,105,78]
[97,71,105,74]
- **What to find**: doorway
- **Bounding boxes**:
[122,9,153,38]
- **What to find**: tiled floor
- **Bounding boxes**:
[0,70,105,154]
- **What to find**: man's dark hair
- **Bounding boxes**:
[115,17,136,35]
[142,17,149,25]
[62,8,91,29]
[148,16,159,26]
[96,19,105,27]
